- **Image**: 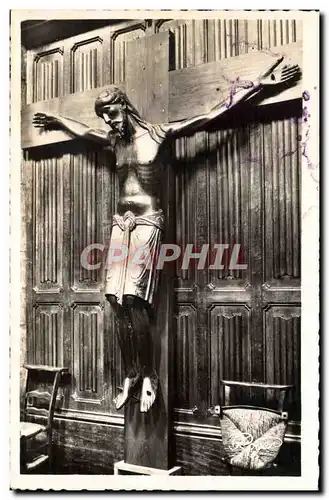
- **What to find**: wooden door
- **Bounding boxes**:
[21,18,302,473]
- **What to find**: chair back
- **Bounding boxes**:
[23,364,68,428]
[221,380,293,416]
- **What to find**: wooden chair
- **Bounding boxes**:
[20,364,68,473]
[210,380,293,475]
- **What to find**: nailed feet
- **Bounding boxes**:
[140,371,158,413]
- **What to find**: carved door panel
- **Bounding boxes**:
[24,144,116,415]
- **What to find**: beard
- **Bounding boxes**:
[113,121,132,141]
[112,123,126,139]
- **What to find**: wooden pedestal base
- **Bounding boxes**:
[114,460,181,476]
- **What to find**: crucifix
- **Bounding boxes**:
[23,31,301,474]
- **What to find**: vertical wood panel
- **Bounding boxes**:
[209,305,251,407]
[31,304,63,366]
[71,38,103,93]
[174,305,197,409]
[208,127,250,285]
[33,48,63,102]
[263,117,301,283]
[72,304,104,404]
[159,18,301,423]
[264,306,301,420]
[71,151,103,291]
[175,138,198,289]
[157,18,301,66]
[33,156,63,292]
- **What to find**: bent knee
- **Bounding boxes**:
[106,294,119,307]
[123,294,147,309]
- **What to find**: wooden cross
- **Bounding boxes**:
[21,36,302,149]
[21,31,302,473]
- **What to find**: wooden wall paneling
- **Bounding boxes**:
[32,47,64,103]
[32,156,63,293]
[95,149,124,414]
[193,131,210,290]
[174,138,198,295]
[263,117,301,288]
[21,150,31,403]
[66,146,118,413]
[71,303,104,405]
[53,418,124,474]
[25,50,35,105]
[164,17,301,428]
[261,112,301,421]
[61,152,73,408]
[21,45,27,105]
[264,305,301,420]
[207,126,251,287]
[191,129,213,414]
[27,148,66,368]
[174,305,198,412]
[21,20,125,50]
[174,433,228,476]
[70,151,103,292]
[107,297,124,416]
[248,122,264,382]
[97,151,125,415]
[156,17,301,68]
[32,303,64,366]
[23,151,32,363]
[246,18,301,50]
[25,146,118,415]
[71,37,103,93]
[174,116,214,416]
[27,21,147,103]
[157,18,242,67]
[208,305,252,407]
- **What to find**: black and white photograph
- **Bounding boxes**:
[9,9,319,490]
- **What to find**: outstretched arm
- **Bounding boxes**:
[164,56,300,139]
[33,112,112,146]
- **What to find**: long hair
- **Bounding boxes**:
[94,86,167,144]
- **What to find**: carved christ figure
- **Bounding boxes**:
[33,57,300,413]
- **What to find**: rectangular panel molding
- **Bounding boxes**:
[209,304,252,406]
[30,303,64,366]
[32,156,63,293]
[264,305,301,420]
[71,303,104,404]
